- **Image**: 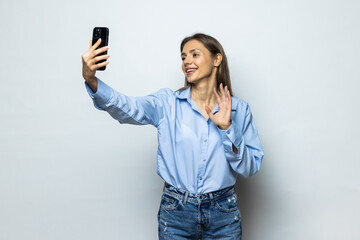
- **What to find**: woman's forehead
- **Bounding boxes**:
[182,40,207,53]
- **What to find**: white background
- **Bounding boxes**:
[1,0,359,239]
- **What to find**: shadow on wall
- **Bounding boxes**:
[235,175,267,238]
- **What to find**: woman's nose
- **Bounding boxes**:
[183,57,191,65]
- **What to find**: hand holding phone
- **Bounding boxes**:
[81,27,110,92]
[92,27,109,71]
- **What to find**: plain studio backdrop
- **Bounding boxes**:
[0,0,359,239]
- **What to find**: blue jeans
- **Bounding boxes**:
[158,183,242,239]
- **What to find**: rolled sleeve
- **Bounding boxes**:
[218,123,243,152]
[85,78,113,110]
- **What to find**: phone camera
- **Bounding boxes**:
[95,28,101,38]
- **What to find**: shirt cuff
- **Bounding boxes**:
[84,78,113,109]
[218,123,243,152]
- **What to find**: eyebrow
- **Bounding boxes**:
[181,49,200,56]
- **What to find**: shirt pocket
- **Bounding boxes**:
[215,193,239,213]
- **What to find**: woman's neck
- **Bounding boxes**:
[190,79,218,109]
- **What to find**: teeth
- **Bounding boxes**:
[186,69,196,73]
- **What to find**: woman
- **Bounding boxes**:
[82,33,264,240]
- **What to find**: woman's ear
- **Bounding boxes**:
[214,53,223,67]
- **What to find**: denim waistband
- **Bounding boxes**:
[163,183,235,205]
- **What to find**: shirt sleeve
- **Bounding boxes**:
[218,102,264,178]
[85,78,168,127]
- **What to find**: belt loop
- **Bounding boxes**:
[209,192,214,206]
[183,191,189,205]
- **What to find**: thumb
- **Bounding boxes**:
[205,106,214,119]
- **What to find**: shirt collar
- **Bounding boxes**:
[176,86,237,111]
[176,86,191,100]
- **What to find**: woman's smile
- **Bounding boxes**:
[185,67,198,75]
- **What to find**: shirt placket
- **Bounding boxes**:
[197,119,209,191]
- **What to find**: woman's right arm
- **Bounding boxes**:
[85,79,169,127]
[81,38,110,93]
[81,39,169,127]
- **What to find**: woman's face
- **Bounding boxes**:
[181,40,218,84]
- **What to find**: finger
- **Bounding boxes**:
[223,89,230,110]
[91,38,102,50]
[205,106,214,119]
[92,54,110,63]
[224,85,229,103]
[93,60,110,70]
[213,87,222,104]
[225,86,231,105]
[93,46,109,57]
[83,39,103,60]
[220,83,226,102]
[227,89,232,106]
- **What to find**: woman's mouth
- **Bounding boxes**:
[186,68,197,75]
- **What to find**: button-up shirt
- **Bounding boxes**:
[85,78,264,193]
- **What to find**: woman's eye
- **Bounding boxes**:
[193,53,199,57]
[181,57,185,61]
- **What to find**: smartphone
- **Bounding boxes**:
[92,27,109,71]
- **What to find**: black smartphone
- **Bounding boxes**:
[92,27,109,71]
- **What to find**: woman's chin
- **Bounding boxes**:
[186,76,200,84]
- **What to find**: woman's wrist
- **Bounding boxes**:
[218,122,231,130]
[85,75,96,83]
[85,76,98,93]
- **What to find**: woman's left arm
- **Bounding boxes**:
[218,102,264,178]
[206,84,264,178]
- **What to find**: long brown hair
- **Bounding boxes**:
[179,33,233,96]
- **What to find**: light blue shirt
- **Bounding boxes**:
[85,78,264,193]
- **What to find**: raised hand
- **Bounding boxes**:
[81,38,110,92]
[205,83,232,130]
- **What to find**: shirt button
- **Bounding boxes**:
[204,139,207,142]
[200,177,203,180]
[203,159,206,162]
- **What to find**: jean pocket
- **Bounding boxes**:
[215,193,239,213]
[160,193,181,211]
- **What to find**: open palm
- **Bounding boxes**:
[205,83,232,130]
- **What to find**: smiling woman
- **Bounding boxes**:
[180,33,233,97]
[81,32,264,240]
